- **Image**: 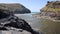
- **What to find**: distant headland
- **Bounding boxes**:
[0,3,31,14]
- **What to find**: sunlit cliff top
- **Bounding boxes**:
[41,1,60,12]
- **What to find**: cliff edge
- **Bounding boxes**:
[40,1,60,20]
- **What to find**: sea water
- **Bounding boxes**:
[14,12,40,29]
[15,12,60,34]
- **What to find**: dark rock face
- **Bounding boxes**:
[0,3,31,14]
[0,9,39,34]
[14,9,31,14]
[4,16,40,34]
[0,9,10,19]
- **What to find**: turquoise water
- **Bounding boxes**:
[31,12,40,14]
[24,12,40,14]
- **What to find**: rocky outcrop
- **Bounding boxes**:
[0,3,31,14]
[40,1,60,20]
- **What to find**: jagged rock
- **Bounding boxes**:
[0,9,10,19]
[0,9,39,34]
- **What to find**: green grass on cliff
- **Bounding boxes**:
[41,7,60,12]
[41,1,60,12]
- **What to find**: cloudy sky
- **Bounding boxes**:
[0,0,57,12]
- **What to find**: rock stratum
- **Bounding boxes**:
[0,3,31,14]
[40,1,60,20]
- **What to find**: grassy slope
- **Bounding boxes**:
[41,1,60,12]
[42,7,60,12]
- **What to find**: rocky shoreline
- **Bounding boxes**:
[40,16,60,22]
[32,14,60,22]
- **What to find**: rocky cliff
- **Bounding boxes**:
[40,1,60,20]
[0,3,31,14]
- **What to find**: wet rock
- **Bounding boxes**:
[0,9,40,34]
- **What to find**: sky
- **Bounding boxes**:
[0,0,57,12]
